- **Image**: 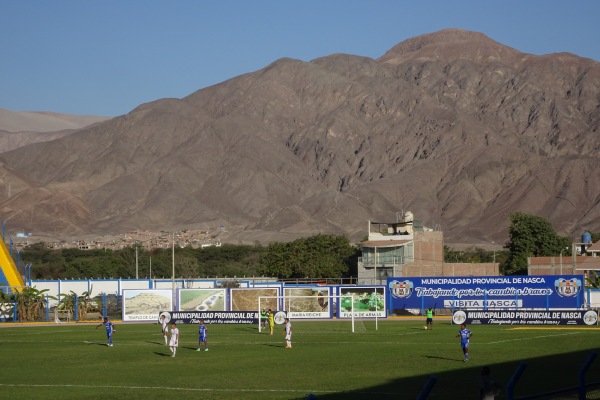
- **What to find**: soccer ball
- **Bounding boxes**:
[424,326,428,330]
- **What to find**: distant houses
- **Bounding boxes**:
[528,233,600,281]
[11,229,222,251]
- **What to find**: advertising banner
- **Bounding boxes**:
[122,289,172,322]
[338,286,386,318]
[387,275,585,313]
[0,302,14,322]
[452,309,598,326]
[230,288,279,313]
[158,310,259,324]
[178,288,226,312]
[284,287,332,319]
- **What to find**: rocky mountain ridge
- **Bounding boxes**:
[1,29,598,246]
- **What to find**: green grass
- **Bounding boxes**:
[0,320,598,399]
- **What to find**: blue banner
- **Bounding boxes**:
[453,309,598,326]
[159,310,259,324]
[387,275,584,313]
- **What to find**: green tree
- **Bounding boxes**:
[259,242,293,277]
[503,212,570,275]
[260,234,357,279]
[19,237,354,280]
[57,286,97,321]
[585,270,599,289]
[12,287,53,322]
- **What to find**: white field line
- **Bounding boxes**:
[0,383,398,396]
[485,331,580,344]
[0,329,80,336]
[0,330,425,345]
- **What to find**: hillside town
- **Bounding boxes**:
[10,228,224,252]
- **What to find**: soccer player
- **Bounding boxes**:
[426,306,433,330]
[160,315,169,345]
[261,308,267,330]
[283,317,292,349]
[96,317,115,347]
[197,320,208,351]
[456,323,472,362]
[268,309,275,336]
[169,322,179,357]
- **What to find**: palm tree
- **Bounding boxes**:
[12,287,52,322]
[57,286,96,321]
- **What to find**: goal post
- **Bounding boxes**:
[258,294,356,333]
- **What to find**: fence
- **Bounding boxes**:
[507,352,598,400]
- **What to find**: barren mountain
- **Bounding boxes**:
[0,108,111,153]
[0,29,598,246]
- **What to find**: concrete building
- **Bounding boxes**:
[357,212,498,284]
[528,236,600,284]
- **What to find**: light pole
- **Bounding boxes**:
[559,246,569,275]
[491,241,496,263]
[135,241,139,279]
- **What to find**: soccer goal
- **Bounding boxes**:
[258,294,359,332]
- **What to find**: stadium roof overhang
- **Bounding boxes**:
[360,240,412,248]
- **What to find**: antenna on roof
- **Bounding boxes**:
[396,210,404,223]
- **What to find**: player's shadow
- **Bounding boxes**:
[262,343,284,348]
[153,352,172,357]
[423,355,463,362]
[146,341,164,346]
[87,342,109,347]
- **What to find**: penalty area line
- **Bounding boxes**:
[486,331,580,344]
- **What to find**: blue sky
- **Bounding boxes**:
[1,1,599,117]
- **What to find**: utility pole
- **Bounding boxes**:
[135,241,139,279]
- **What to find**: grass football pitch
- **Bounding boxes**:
[0,319,598,399]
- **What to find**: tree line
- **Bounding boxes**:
[20,234,359,280]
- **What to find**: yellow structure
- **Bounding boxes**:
[0,237,24,290]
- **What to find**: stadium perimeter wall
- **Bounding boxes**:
[18,278,600,308]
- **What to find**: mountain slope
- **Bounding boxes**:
[0,29,598,245]
[0,109,111,153]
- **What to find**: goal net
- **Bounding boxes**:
[258,294,361,332]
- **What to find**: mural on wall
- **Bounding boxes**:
[122,289,172,322]
[178,289,226,312]
[338,286,386,318]
[230,288,279,312]
[284,287,332,319]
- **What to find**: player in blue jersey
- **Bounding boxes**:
[96,317,115,347]
[197,320,208,351]
[456,323,472,361]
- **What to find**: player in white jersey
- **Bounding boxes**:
[283,317,292,349]
[160,315,168,345]
[169,322,179,357]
